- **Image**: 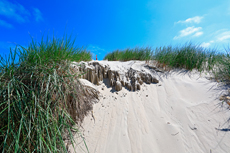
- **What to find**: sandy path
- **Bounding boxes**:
[69,61,230,153]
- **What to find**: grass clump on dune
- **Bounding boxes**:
[0,35,93,152]
[103,47,152,61]
[153,43,222,71]
[103,42,230,83]
[214,48,230,83]
[153,43,230,83]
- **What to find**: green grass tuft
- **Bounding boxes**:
[213,47,230,83]
[103,47,152,61]
[153,42,221,71]
[0,35,92,153]
[103,43,230,84]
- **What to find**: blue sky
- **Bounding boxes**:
[0,0,230,60]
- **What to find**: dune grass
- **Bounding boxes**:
[153,43,223,71]
[214,47,230,83]
[103,47,152,61]
[1,36,230,152]
[103,43,230,83]
[0,35,92,152]
[153,43,230,83]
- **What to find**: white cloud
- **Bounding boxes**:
[200,40,214,48]
[201,42,211,48]
[176,16,203,24]
[205,29,230,44]
[207,29,229,42]
[33,8,43,22]
[87,45,105,59]
[193,31,203,37]
[88,45,105,52]
[174,26,202,39]
[0,0,30,23]
[0,41,16,49]
[217,31,230,41]
[218,35,230,41]
[210,40,214,43]
[0,19,13,28]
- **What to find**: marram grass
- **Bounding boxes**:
[152,43,230,83]
[0,35,93,153]
[103,43,230,83]
[103,47,152,61]
[214,47,230,83]
[1,37,230,152]
[153,43,221,71]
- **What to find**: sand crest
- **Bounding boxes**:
[69,60,230,153]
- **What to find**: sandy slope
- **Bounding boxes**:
[69,61,230,153]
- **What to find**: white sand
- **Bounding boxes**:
[69,61,230,153]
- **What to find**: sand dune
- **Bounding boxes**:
[69,61,230,153]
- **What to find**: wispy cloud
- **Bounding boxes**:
[217,31,230,41]
[0,41,16,50]
[0,19,13,28]
[33,8,43,22]
[176,16,203,24]
[0,0,30,23]
[201,42,211,48]
[88,45,105,52]
[193,31,203,37]
[200,29,230,47]
[87,45,105,59]
[0,0,44,25]
[173,26,203,39]
[200,40,214,48]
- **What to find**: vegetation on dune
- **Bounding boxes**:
[153,43,222,71]
[0,35,92,153]
[104,42,230,83]
[1,34,230,153]
[103,47,152,61]
[153,43,230,83]
[214,47,230,84]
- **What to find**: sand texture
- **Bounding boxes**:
[69,61,230,153]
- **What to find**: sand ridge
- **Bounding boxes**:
[69,60,230,153]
